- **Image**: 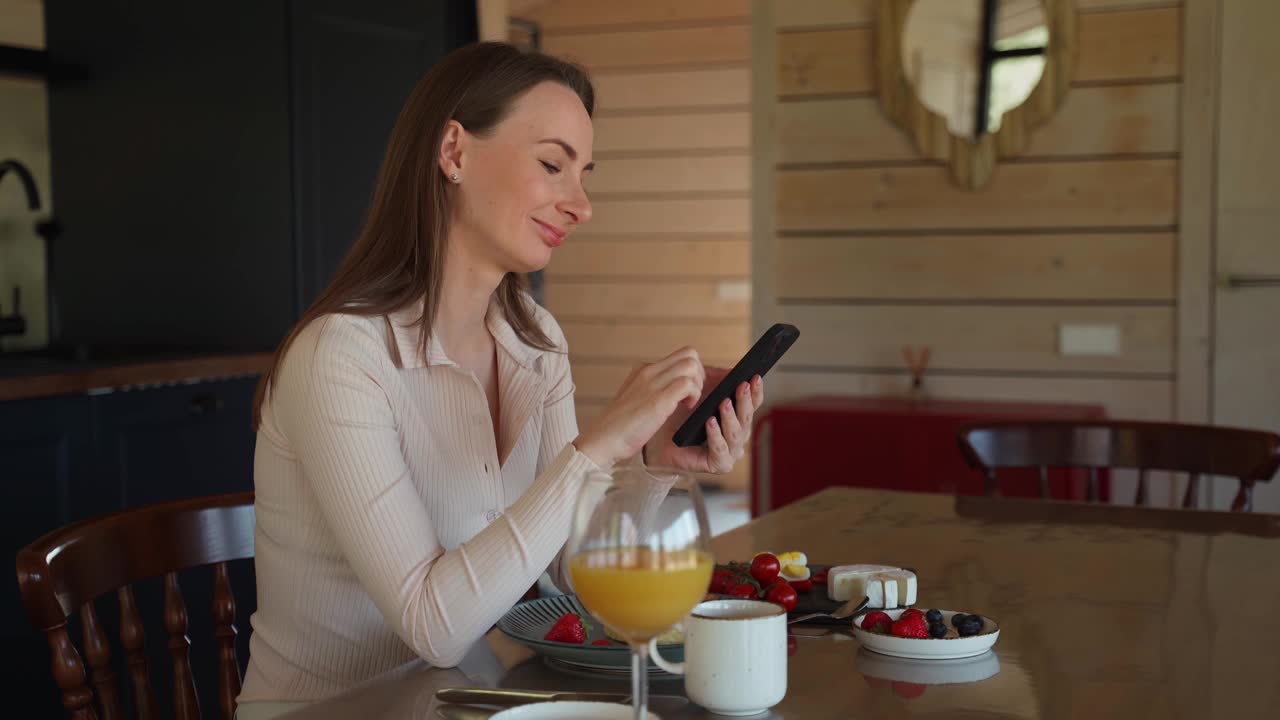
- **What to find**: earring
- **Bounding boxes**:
[451,172,459,182]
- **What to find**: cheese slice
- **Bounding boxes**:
[872,569,917,607]
[865,576,898,608]
[826,564,898,602]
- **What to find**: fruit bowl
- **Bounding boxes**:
[850,608,999,660]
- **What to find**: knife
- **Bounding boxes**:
[436,688,686,706]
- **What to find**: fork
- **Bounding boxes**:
[788,595,870,625]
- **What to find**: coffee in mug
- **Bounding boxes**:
[649,599,787,716]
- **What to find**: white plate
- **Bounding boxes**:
[850,608,999,660]
[490,701,660,719]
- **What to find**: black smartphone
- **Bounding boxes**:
[671,323,800,448]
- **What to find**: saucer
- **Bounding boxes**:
[489,701,660,719]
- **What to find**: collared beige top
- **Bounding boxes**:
[239,296,599,703]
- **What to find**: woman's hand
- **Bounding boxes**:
[644,368,765,474]
[573,347,706,468]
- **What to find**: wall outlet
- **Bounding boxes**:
[1058,324,1121,356]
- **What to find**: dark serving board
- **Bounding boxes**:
[789,564,853,626]
[787,565,920,627]
[708,564,921,627]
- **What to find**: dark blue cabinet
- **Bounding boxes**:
[92,378,258,511]
[2,377,260,716]
[0,394,93,705]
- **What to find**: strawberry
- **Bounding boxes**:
[591,639,613,646]
[901,608,925,620]
[811,569,828,585]
[891,614,929,639]
[543,612,590,644]
[860,611,893,634]
[789,578,813,593]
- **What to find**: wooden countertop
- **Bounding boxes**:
[277,487,1280,719]
[0,353,274,402]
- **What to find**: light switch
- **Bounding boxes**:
[1058,324,1121,356]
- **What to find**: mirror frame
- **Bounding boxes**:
[876,0,1076,189]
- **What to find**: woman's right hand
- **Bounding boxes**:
[573,347,705,468]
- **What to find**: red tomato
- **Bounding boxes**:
[789,579,813,593]
[729,583,757,599]
[766,582,798,612]
[708,569,733,594]
[749,553,780,586]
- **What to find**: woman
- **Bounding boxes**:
[236,42,763,712]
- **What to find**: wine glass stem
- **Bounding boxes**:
[630,641,649,719]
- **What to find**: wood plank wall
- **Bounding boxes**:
[512,0,754,487]
[756,0,1183,423]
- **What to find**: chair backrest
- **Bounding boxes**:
[957,421,1280,511]
[16,492,255,720]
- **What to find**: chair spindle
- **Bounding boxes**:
[212,563,241,720]
[1134,469,1148,506]
[1182,474,1201,509]
[81,600,122,720]
[164,572,201,720]
[118,586,159,720]
[47,624,95,720]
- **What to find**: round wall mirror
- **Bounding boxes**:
[902,0,1048,139]
[876,0,1075,189]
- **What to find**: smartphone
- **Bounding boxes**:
[671,323,800,448]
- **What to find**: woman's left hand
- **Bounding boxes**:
[643,368,765,474]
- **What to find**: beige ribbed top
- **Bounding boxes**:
[238,296,600,703]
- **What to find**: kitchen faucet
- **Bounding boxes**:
[0,158,58,343]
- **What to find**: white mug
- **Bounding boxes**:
[649,599,787,716]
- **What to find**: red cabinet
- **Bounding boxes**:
[750,395,1108,515]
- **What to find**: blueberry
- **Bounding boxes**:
[928,622,947,638]
[958,616,984,637]
[925,609,942,623]
[951,613,969,629]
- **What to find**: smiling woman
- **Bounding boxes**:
[237,41,762,716]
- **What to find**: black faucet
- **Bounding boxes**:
[0,158,59,344]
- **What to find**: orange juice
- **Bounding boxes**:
[569,547,713,643]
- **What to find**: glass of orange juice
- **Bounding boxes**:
[567,464,713,720]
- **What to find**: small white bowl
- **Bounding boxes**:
[850,608,999,660]
[490,701,660,719]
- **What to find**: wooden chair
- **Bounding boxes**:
[957,421,1280,512]
[16,492,254,720]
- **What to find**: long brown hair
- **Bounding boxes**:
[252,41,594,428]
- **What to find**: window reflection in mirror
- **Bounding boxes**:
[901,0,1048,139]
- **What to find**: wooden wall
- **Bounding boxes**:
[754,0,1184,423]
[511,0,754,487]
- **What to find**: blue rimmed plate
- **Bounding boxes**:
[496,594,684,674]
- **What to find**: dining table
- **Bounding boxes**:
[272,487,1280,719]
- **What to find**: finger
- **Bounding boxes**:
[660,374,702,411]
[733,381,754,440]
[653,357,705,401]
[750,374,765,410]
[704,416,734,473]
[719,396,744,449]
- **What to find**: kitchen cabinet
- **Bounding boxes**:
[1,376,259,715]
[0,394,93,707]
[44,0,477,352]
